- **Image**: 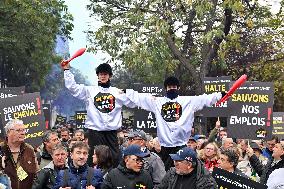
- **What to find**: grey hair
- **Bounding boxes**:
[4,119,24,134]
[74,129,85,135]
[51,143,67,155]
[42,130,58,143]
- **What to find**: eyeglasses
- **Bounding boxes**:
[127,138,143,141]
[9,128,26,133]
[130,158,144,163]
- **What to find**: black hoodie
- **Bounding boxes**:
[101,162,153,189]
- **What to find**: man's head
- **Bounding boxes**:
[5,119,26,143]
[60,127,70,142]
[51,144,68,168]
[272,143,284,160]
[123,144,149,172]
[96,63,112,84]
[187,137,197,151]
[222,138,234,150]
[43,131,60,153]
[127,130,147,147]
[266,135,279,152]
[164,76,180,91]
[74,129,85,141]
[250,142,262,157]
[170,147,197,175]
[71,141,89,168]
[219,128,228,140]
[240,139,248,152]
[218,148,239,172]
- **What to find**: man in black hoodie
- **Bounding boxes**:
[156,147,217,189]
[102,144,153,189]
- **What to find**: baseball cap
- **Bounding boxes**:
[123,144,149,157]
[127,130,147,141]
[170,147,197,162]
[188,136,197,142]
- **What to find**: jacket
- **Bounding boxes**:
[144,151,166,186]
[155,159,217,189]
[53,162,103,189]
[0,142,38,189]
[32,161,68,189]
[64,70,136,131]
[249,154,284,184]
[101,162,153,189]
[36,145,53,169]
[0,171,11,189]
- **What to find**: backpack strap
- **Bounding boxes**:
[87,167,94,186]
[63,169,69,187]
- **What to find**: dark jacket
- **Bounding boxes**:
[37,145,53,169]
[32,161,68,189]
[101,162,153,189]
[155,159,217,189]
[0,142,38,189]
[262,148,273,160]
[249,154,284,184]
[53,162,103,189]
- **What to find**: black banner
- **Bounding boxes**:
[133,84,164,133]
[272,112,284,140]
[196,76,231,117]
[75,111,87,130]
[0,92,46,147]
[212,167,267,189]
[227,82,274,140]
[42,104,51,130]
[0,86,25,137]
[55,115,67,126]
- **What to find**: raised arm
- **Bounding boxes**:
[125,89,156,112]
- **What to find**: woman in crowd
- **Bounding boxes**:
[199,142,220,172]
[93,145,114,179]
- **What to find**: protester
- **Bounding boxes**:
[32,144,68,189]
[208,119,227,147]
[93,145,114,179]
[218,147,247,177]
[62,62,136,167]
[53,141,103,189]
[127,130,166,186]
[0,119,38,189]
[237,139,252,178]
[37,131,60,169]
[73,129,85,141]
[221,138,234,150]
[125,76,222,170]
[262,135,279,160]
[199,142,220,172]
[156,146,217,189]
[60,127,70,148]
[101,144,153,189]
[247,142,284,184]
[249,142,268,181]
[187,136,198,151]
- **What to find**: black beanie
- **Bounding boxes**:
[164,76,180,88]
[96,63,113,76]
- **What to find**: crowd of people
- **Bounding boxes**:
[0,62,283,189]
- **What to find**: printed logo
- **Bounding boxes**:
[94,92,115,113]
[161,102,182,122]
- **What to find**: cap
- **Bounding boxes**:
[250,142,261,152]
[127,130,147,141]
[170,147,197,162]
[188,136,197,142]
[123,144,149,157]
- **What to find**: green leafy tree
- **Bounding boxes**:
[87,0,284,104]
[0,0,73,91]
